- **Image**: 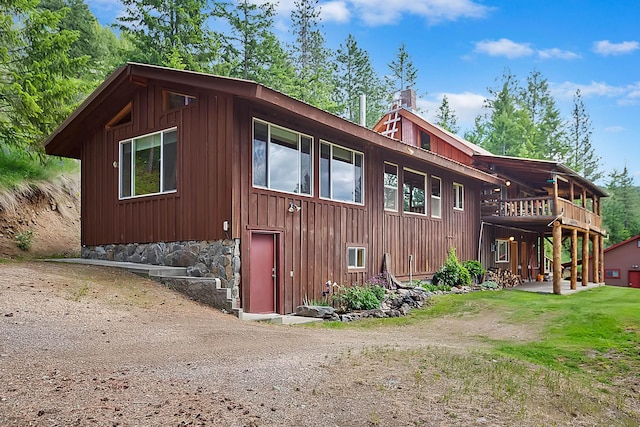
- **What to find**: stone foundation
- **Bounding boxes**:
[82,239,241,291]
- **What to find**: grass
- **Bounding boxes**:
[313,286,640,424]
[0,148,77,191]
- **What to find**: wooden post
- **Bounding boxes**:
[539,233,546,277]
[591,235,598,283]
[570,228,578,290]
[553,222,562,294]
[582,232,589,286]
[599,235,605,284]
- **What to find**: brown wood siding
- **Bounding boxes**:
[480,224,539,276]
[235,101,483,312]
[80,83,233,245]
[399,120,472,165]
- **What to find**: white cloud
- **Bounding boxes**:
[538,48,580,60]
[474,38,534,58]
[274,0,490,26]
[593,40,639,56]
[320,1,351,23]
[604,126,626,133]
[550,81,626,100]
[420,92,486,129]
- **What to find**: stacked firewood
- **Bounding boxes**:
[486,268,522,288]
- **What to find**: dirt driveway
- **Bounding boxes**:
[0,262,619,426]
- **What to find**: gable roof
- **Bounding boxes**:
[604,234,640,253]
[44,62,503,186]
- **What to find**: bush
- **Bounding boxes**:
[333,284,386,311]
[432,247,471,288]
[462,260,486,284]
[15,230,33,251]
[479,280,500,290]
[421,282,452,292]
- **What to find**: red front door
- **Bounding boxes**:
[629,271,640,288]
[249,233,277,313]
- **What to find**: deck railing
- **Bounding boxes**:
[481,195,602,228]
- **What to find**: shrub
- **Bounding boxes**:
[333,284,386,311]
[479,280,500,290]
[462,260,486,284]
[15,230,34,251]
[432,247,471,288]
[421,282,452,292]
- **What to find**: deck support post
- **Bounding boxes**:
[599,235,605,283]
[582,232,589,286]
[570,228,578,290]
[539,233,546,276]
[552,221,562,294]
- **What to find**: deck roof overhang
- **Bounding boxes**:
[474,154,608,198]
[44,63,503,186]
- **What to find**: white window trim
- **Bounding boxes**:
[454,182,464,211]
[495,239,510,263]
[320,140,365,205]
[119,127,178,200]
[403,167,427,216]
[384,162,398,212]
[252,118,314,197]
[431,175,442,218]
[347,246,366,269]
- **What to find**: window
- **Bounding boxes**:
[453,182,464,210]
[384,163,398,211]
[431,176,441,218]
[347,247,366,268]
[605,269,620,278]
[495,239,510,263]
[320,142,363,204]
[119,128,177,199]
[252,120,312,195]
[403,169,426,214]
[420,131,431,151]
[163,91,196,111]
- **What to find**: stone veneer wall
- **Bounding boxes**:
[81,239,241,290]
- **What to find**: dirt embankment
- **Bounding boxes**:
[0,174,80,259]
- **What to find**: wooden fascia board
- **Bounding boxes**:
[44,64,131,158]
[398,109,477,156]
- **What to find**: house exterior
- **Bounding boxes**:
[373,90,607,292]
[604,235,640,287]
[44,63,502,314]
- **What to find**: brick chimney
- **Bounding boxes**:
[400,88,417,110]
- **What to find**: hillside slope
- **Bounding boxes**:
[0,174,80,258]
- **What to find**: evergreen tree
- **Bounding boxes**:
[566,89,602,181]
[602,165,640,245]
[117,0,218,72]
[477,70,531,156]
[218,0,281,82]
[435,95,459,133]
[387,42,417,92]
[0,0,89,156]
[289,0,337,112]
[334,34,387,127]
[519,70,568,161]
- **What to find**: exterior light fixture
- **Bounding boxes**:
[288,201,301,213]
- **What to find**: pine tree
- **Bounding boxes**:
[387,42,418,92]
[519,70,568,161]
[477,70,531,156]
[289,0,337,112]
[117,0,218,72]
[334,34,387,127]
[566,89,602,181]
[602,165,640,245]
[435,95,459,133]
[0,0,90,156]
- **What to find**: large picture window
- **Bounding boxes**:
[253,119,312,195]
[453,182,464,210]
[495,239,510,263]
[431,176,442,218]
[384,163,398,211]
[119,128,177,199]
[403,169,426,214]
[320,141,363,204]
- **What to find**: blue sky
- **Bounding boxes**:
[87,0,640,184]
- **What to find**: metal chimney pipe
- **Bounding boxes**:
[359,94,366,126]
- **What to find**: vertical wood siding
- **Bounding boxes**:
[80,84,233,245]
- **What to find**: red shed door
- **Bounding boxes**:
[249,233,277,313]
[629,271,640,288]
